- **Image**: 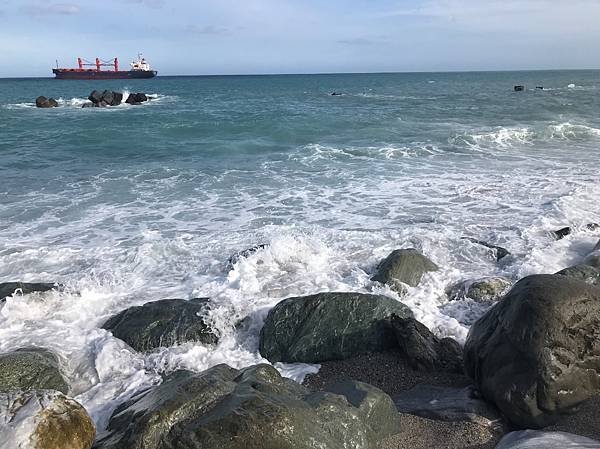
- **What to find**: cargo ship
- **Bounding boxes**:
[52,54,157,79]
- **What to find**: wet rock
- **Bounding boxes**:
[495,430,600,449]
[95,364,399,449]
[464,274,600,428]
[552,223,599,240]
[447,277,512,302]
[583,239,600,268]
[555,265,600,286]
[87,90,123,107]
[259,292,413,363]
[35,96,58,108]
[102,298,218,352]
[125,92,148,105]
[88,90,103,104]
[462,237,510,261]
[226,243,268,270]
[0,348,68,393]
[0,390,95,449]
[390,314,463,374]
[0,281,58,301]
[394,385,504,429]
[371,248,439,293]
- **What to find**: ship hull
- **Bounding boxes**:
[52,69,157,80]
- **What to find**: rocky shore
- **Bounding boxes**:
[0,230,599,448]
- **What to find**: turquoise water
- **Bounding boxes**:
[1,71,599,427]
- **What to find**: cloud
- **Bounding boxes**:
[23,2,80,16]
[185,24,230,36]
[123,0,164,8]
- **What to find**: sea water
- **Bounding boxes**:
[1,71,599,429]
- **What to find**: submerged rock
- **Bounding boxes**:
[102,298,218,352]
[583,239,600,268]
[0,281,58,301]
[555,265,600,286]
[371,248,439,293]
[447,277,512,302]
[95,364,399,449]
[35,96,59,108]
[390,314,463,373]
[260,292,412,363]
[0,390,95,449]
[394,385,503,429]
[226,243,268,270]
[551,223,599,240]
[495,430,600,449]
[462,237,510,261]
[0,348,68,393]
[464,274,600,428]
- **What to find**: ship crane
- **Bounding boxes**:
[77,57,119,72]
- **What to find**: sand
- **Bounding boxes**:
[303,351,600,449]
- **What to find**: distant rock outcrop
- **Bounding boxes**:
[87,90,123,107]
[125,92,148,105]
[35,96,59,108]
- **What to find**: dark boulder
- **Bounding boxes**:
[110,91,123,106]
[555,265,600,286]
[95,364,399,449]
[464,274,600,428]
[371,248,439,293]
[462,237,510,261]
[0,390,95,449]
[447,277,512,302]
[259,292,413,363]
[88,90,103,104]
[102,298,219,352]
[35,96,59,108]
[394,385,503,429]
[226,244,268,270]
[0,282,58,301]
[125,93,148,105]
[390,314,463,373]
[0,348,68,393]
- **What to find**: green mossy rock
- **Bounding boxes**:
[259,292,413,363]
[102,298,218,352]
[95,364,399,449]
[371,249,439,293]
[0,348,68,393]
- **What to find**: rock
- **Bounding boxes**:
[102,298,219,352]
[95,364,399,449]
[226,244,268,270]
[555,265,600,286]
[110,91,123,106]
[0,348,68,393]
[371,248,439,293]
[125,93,148,104]
[0,281,58,301]
[0,390,95,449]
[394,385,503,429]
[35,96,59,108]
[447,277,512,302]
[81,103,94,108]
[88,90,103,104]
[101,90,115,105]
[259,292,413,363]
[514,85,525,91]
[495,430,600,449]
[390,314,463,374]
[552,223,599,240]
[464,274,600,428]
[583,239,600,268]
[462,237,510,261]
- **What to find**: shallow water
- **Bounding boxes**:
[1,71,599,428]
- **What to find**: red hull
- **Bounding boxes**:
[52,69,157,79]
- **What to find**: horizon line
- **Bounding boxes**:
[2,67,600,80]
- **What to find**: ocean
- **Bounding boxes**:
[1,71,599,429]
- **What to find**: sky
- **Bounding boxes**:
[1,0,599,77]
